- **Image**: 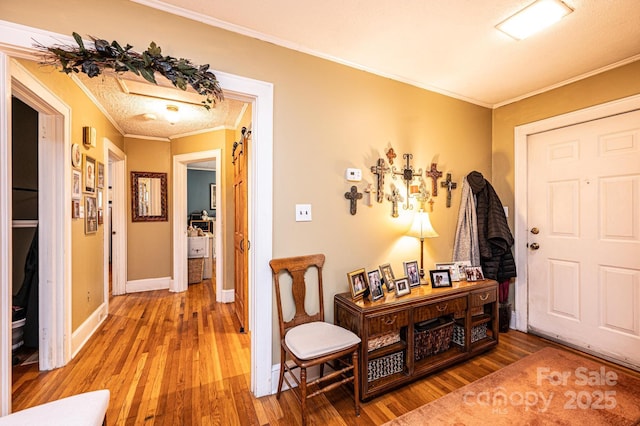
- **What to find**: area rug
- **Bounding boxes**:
[384,347,640,425]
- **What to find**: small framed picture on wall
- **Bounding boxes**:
[84,155,96,194]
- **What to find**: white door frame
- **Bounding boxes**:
[0,20,274,401]
[514,94,640,332]
[105,139,127,297]
[0,56,72,414]
[172,149,222,302]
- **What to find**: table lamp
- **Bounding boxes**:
[409,209,439,281]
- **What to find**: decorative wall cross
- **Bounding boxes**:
[415,181,431,211]
[363,183,375,207]
[392,153,422,210]
[386,147,397,165]
[369,158,389,203]
[386,184,403,218]
[344,185,363,215]
[425,163,443,196]
[440,173,458,208]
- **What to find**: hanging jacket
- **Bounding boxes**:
[466,171,517,282]
[452,177,480,266]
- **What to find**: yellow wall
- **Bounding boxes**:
[125,138,173,280]
[15,59,124,330]
[3,1,492,361]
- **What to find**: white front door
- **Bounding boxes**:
[527,109,640,368]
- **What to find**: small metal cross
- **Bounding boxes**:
[386,147,397,165]
[440,173,458,208]
[425,163,443,196]
[344,185,363,215]
[386,184,403,218]
[369,158,389,203]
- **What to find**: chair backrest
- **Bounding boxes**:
[269,254,325,337]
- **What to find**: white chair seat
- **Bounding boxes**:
[285,321,361,360]
[0,390,109,426]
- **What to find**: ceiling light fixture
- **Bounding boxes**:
[496,0,573,40]
[165,104,180,125]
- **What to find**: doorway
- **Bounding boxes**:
[514,94,640,370]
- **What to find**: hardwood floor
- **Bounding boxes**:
[10,279,639,425]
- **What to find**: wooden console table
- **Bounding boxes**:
[334,279,498,400]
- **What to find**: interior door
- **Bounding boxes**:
[527,109,640,368]
[233,128,249,332]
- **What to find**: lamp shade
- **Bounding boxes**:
[409,210,439,239]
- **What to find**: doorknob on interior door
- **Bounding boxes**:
[530,243,540,250]
[530,227,540,234]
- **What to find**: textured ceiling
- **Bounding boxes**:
[133,0,640,107]
[75,72,247,140]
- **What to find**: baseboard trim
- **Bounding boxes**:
[220,288,234,303]
[71,302,108,358]
[126,277,172,293]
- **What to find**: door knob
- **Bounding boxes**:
[530,227,539,234]
[530,243,540,250]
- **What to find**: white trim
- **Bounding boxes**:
[0,19,275,400]
[10,60,73,372]
[126,277,172,293]
[220,288,235,303]
[106,140,127,296]
[0,51,12,417]
[513,94,640,333]
[71,302,108,358]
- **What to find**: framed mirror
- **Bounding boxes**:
[131,171,168,222]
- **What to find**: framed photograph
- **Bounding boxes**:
[379,263,396,291]
[367,270,384,301]
[404,260,421,287]
[394,277,411,297]
[72,169,82,200]
[430,269,452,288]
[455,260,472,280]
[97,190,103,209]
[347,268,369,300]
[71,200,81,219]
[465,266,485,282]
[98,208,103,225]
[435,262,460,281]
[84,155,96,193]
[97,161,105,189]
[85,196,98,234]
[210,184,217,209]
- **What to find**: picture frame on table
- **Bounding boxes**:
[379,263,396,292]
[455,260,472,280]
[347,268,369,300]
[84,155,96,194]
[394,277,411,297]
[367,269,384,301]
[404,260,421,287]
[430,269,452,288]
[465,266,485,282]
[435,262,460,281]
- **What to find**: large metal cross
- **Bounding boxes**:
[425,162,443,196]
[392,153,422,210]
[440,173,458,208]
[344,185,363,215]
[369,158,389,203]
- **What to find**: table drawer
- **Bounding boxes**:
[367,311,409,335]
[470,288,497,307]
[414,296,467,322]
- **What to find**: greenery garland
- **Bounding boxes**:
[36,32,224,109]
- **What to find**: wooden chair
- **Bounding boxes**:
[269,254,360,425]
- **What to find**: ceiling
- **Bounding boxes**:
[77,0,640,139]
